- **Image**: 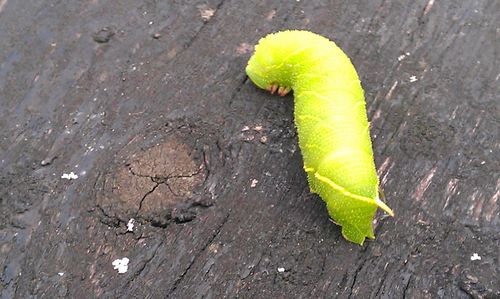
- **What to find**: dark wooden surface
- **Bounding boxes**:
[1,1,498,298]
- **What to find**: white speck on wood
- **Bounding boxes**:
[112,257,130,274]
[61,172,78,180]
[470,253,481,261]
[127,218,135,232]
[250,179,258,188]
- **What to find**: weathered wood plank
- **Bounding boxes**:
[1,0,498,298]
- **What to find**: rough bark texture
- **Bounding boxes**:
[0,1,498,298]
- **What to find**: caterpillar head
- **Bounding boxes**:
[246,32,297,96]
[245,60,270,90]
[246,62,291,96]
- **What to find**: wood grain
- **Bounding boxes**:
[0,0,498,298]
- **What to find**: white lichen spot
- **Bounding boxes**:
[250,179,259,188]
[112,257,130,274]
[409,75,418,83]
[277,267,285,273]
[127,218,135,232]
[61,172,78,180]
[470,253,481,261]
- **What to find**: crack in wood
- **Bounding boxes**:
[167,213,230,297]
[347,248,371,299]
[402,274,413,299]
[181,0,226,52]
[137,181,160,213]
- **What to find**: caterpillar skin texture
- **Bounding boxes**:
[246,30,394,245]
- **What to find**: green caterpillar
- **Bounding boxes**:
[246,30,394,245]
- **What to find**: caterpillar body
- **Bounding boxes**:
[246,30,394,245]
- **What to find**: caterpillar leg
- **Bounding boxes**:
[278,86,291,96]
[304,165,318,194]
[267,84,291,96]
[267,84,279,94]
